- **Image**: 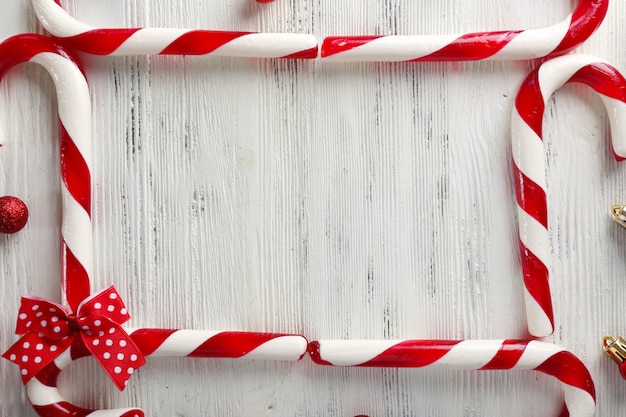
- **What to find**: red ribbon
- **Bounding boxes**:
[2,286,145,390]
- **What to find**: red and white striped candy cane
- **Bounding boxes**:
[27,329,308,417]
[512,54,626,337]
[309,339,595,417]
[0,34,92,312]
[321,0,607,61]
[34,0,318,59]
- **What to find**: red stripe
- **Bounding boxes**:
[415,31,521,62]
[131,328,178,355]
[121,411,146,417]
[70,336,92,360]
[63,245,91,313]
[515,70,545,139]
[359,340,461,367]
[480,340,527,370]
[552,0,608,57]
[32,403,93,417]
[160,31,251,55]
[61,29,141,55]
[187,332,286,358]
[34,362,62,387]
[60,123,91,216]
[513,163,547,229]
[307,341,334,365]
[534,350,596,400]
[519,239,554,330]
[0,35,81,79]
[321,36,381,58]
[567,63,626,161]
[567,63,626,103]
[282,46,319,59]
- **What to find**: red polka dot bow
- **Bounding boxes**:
[2,286,145,390]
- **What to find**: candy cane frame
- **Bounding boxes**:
[0,35,309,417]
[27,328,308,417]
[512,54,626,337]
[0,34,92,312]
[34,0,318,58]
[310,339,595,417]
[321,0,607,61]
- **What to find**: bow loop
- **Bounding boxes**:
[77,286,131,326]
[14,296,71,338]
[2,331,73,382]
[3,286,144,391]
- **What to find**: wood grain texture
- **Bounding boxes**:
[2,0,626,416]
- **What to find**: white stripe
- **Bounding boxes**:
[62,186,93,278]
[53,346,73,369]
[523,287,554,338]
[315,340,401,366]
[493,15,572,60]
[600,95,626,159]
[29,53,92,169]
[32,0,94,38]
[26,378,64,406]
[436,340,504,369]
[149,330,221,357]
[28,376,142,416]
[112,28,190,55]
[563,385,596,417]
[323,34,460,62]
[537,55,607,102]
[519,221,553,337]
[244,336,308,360]
[513,340,565,370]
[511,111,546,189]
[211,33,318,58]
[516,207,550,269]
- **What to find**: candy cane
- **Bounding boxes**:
[0,34,92,312]
[309,339,595,417]
[35,0,318,59]
[27,329,308,417]
[321,0,607,61]
[512,54,626,337]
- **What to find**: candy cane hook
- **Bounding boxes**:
[321,0,607,62]
[309,339,595,417]
[0,34,92,311]
[512,54,626,337]
[35,0,318,59]
[27,328,308,417]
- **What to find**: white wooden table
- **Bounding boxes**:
[2,1,626,415]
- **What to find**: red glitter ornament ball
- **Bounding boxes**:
[256,0,274,3]
[0,196,29,234]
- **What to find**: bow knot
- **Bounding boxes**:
[2,286,145,390]
[66,314,81,333]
